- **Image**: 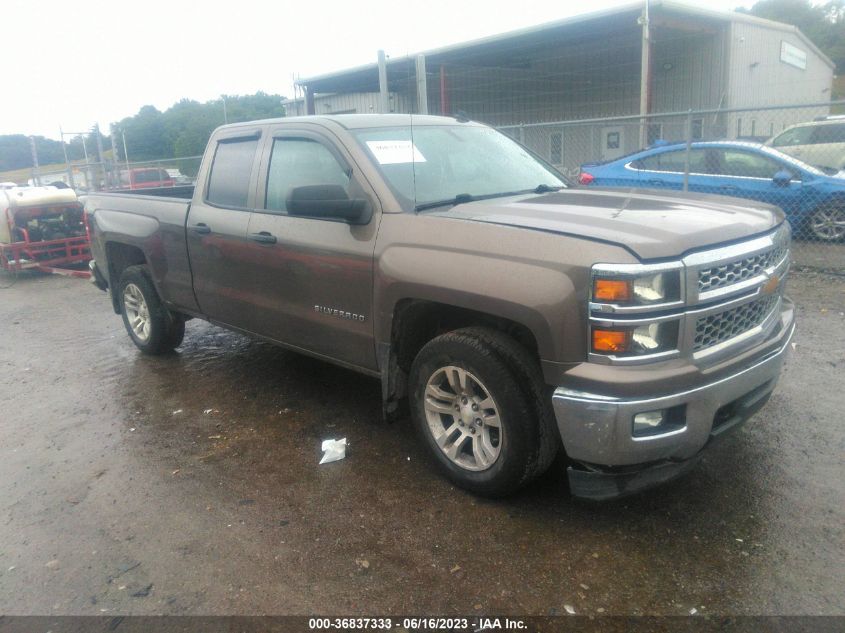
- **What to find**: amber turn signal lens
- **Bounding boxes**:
[594,279,631,302]
[592,328,630,353]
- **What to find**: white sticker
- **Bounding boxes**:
[366,140,426,165]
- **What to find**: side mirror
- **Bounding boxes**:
[773,170,793,187]
[287,185,369,223]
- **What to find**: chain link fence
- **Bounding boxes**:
[28,156,202,194]
[498,102,845,271]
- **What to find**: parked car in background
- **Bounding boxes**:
[118,168,175,190]
[579,141,845,241]
[765,118,845,172]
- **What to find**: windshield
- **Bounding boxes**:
[353,124,566,210]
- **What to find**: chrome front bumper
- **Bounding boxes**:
[553,307,794,499]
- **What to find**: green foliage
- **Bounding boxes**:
[739,0,845,72]
[0,92,285,172]
[114,92,286,161]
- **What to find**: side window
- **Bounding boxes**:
[771,126,813,147]
[718,150,784,179]
[639,149,709,173]
[265,138,351,213]
[811,123,845,144]
[206,138,259,208]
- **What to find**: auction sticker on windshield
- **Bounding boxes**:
[366,140,427,164]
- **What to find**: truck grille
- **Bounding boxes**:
[698,239,788,294]
[693,294,779,351]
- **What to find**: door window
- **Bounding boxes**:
[810,123,845,144]
[637,149,710,173]
[771,125,813,147]
[265,138,351,213]
[206,138,259,208]
[717,150,785,179]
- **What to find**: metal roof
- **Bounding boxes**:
[297,0,834,91]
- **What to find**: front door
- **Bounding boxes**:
[239,128,380,371]
[710,148,805,215]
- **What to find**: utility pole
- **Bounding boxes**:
[29,136,42,186]
[94,124,106,191]
[122,131,129,170]
[59,126,75,189]
[110,130,119,189]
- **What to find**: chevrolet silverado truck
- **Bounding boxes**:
[85,114,795,500]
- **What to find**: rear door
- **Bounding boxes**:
[186,129,263,327]
[635,149,687,190]
[805,123,845,171]
[239,125,380,370]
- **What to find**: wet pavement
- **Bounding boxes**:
[0,271,842,616]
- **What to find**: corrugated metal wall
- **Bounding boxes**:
[726,21,834,138]
[284,92,412,117]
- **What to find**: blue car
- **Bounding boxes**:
[579,141,845,241]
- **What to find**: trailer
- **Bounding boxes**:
[0,187,91,279]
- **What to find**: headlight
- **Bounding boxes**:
[592,270,681,306]
[591,321,679,356]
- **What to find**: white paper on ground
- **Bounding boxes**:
[365,140,426,165]
[319,438,348,464]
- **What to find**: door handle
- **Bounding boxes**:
[647,179,666,186]
[192,223,211,235]
[248,231,277,244]
[720,185,739,192]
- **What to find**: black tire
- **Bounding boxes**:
[118,265,183,355]
[409,327,559,496]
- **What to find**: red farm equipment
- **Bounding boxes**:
[0,186,91,280]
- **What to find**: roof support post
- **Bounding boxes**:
[416,54,428,114]
[378,50,389,114]
[638,0,652,148]
[439,65,449,115]
[305,86,315,116]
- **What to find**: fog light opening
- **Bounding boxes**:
[632,405,686,437]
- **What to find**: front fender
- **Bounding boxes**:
[374,243,582,364]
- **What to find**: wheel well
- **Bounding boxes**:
[105,242,147,313]
[381,299,541,420]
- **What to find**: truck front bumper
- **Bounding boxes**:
[553,313,795,501]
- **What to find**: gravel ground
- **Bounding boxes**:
[0,270,842,616]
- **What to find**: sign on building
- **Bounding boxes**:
[780,41,807,70]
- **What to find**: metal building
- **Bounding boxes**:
[292,0,834,163]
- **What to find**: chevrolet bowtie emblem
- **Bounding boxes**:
[762,274,781,295]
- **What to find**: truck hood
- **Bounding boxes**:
[428,188,783,261]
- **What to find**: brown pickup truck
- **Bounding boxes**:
[85,114,795,500]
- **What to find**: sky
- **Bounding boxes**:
[3,0,752,140]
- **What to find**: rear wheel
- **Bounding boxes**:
[409,327,558,496]
[118,265,184,354]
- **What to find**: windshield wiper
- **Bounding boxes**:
[533,183,563,193]
[414,186,563,212]
[414,193,475,212]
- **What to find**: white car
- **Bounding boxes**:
[766,118,845,172]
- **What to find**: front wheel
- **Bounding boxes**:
[409,327,558,496]
[118,265,184,354]
[808,205,845,242]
